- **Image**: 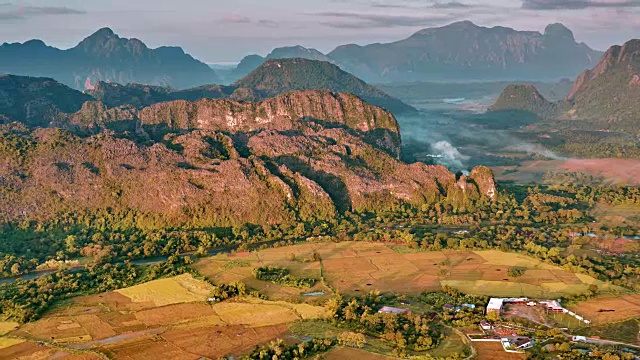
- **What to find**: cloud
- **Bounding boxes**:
[221,13,251,23]
[522,0,640,9]
[370,0,473,9]
[433,2,472,8]
[257,19,279,27]
[0,3,84,20]
[220,13,279,28]
[314,12,454,28]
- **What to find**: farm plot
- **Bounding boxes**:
[8,273,327,359]
[194,247,332,302]
[568,294,640,324]
[210,242,617,298]
[115,273,213,307]
[321,347,396,360]
[0,340,101,359]
[474,341,525,360]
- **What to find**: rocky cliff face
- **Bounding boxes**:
[0,121,495,226]
[137,90,402,157]
[567,39,640,101]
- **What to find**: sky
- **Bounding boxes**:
[1,0,639,63]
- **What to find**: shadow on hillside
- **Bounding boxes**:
[275,155,352,213]
[297,118,400,158]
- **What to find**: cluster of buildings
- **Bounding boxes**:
[501,337,535,352]
[443,303,476,312]
[486,297,591,325]
[486,297,528,314]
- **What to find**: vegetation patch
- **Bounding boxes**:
[253,265,317,289]
[575,318,640,345]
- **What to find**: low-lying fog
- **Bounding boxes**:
[395,93,564,173]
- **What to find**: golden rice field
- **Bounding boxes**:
[115,273,213,307]
[2,274,327,359]
[195,242,622,298]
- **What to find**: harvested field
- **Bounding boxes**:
[158,324,289,358]
[115,274,213,307]
[0,337,24,349]
[474,341,525,360]
[9,275,325,359]
[134,302,223,327]
[0,321,18,336]
[212,302,302,327]
[321,347,396,360]
[197,242,617,298]
[568,294,640,324]
[0,340,101,359]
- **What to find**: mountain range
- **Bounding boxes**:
[0,28,218,90]
[2,22,602,88]
[71,58,415,115]
[490,38,640,133]
[232,21,602,83]
[0,75,494,226]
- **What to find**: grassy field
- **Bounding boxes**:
[195,242,622,298]
[427,328,469,358]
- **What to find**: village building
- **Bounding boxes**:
[539,300,565,313]
[378,306,410,315]
[513,337,534,350]
[486,298,505,314]
[443,304,455,312]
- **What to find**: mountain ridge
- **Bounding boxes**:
[82,58,415,116]
[232,21,602,83]
[489,38,640,133]
[0,28,219,90]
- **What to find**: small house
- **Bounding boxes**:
[378,306,410,315]
[486,298,504,314]
[443,304,455,312]
[479,320,492,330]
[514,337,534,350]
[572,336,587,342]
